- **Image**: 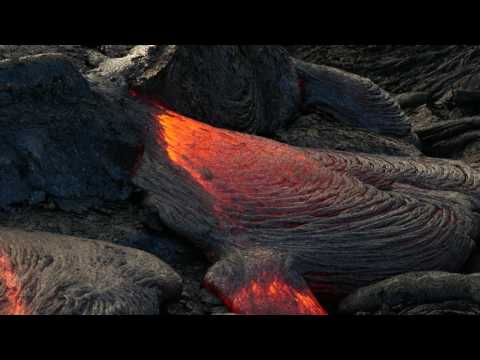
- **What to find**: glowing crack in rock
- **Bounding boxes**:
[0,252,28,315]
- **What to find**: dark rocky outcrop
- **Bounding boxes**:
[293,59,413,139]
[0,53,150,212]
[288,45,480,165]
[287,45,480,103]
[89,45,301,135]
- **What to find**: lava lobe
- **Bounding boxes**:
[134,101,479,315]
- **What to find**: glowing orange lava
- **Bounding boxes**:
[227,272,327,315]
[153,108,334,225]
[0,252,28,315]
[158,110,225,190]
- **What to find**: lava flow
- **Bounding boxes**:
[203,269,328,315]
[153,107,335,226]
[0,251,28,315]
[228,273,328,315]
[133,92,477,315]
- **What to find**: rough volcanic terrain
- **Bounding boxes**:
[3,45,480,315]
[0,201,229,315]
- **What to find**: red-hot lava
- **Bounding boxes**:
[226,273,327,315]
[152,107,337,227]
[0,252,28,315]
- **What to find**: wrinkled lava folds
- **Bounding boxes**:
[134,96,477,315]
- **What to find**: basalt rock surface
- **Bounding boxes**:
[287,45,480,103]
[338,271,480,315]
[96,45,136,59]
[90,45,418,142]
[0,45,107,72]
[293,58,413,139]
[0,53,149,212]
[89,45,301,135]
[288,45,480,165]
[0,227,182,315]
[415,117,480,160]
[275,111,422,157]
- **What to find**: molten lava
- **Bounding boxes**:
[225,272,327,315]
[0,252,28,315]
[153,108,335,226]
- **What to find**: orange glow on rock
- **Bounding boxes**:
[0,252,28,315]
[227,272,327,315]
[157,110,223,189]
[152,107,334,226]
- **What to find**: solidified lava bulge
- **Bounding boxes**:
[0,252,28,315]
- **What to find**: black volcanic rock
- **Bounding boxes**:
[288,45,480,166]
[287,45,480,102]
[394,92,431,110]
[338,271,480,315]
[293,58,413,139]
[0,45,106,72]
[415,116,480,160]
[97,45,135,58]
[464,249,480,274]
[275,112,422,157]
[0,53,150,212]
[89,45,301,135]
